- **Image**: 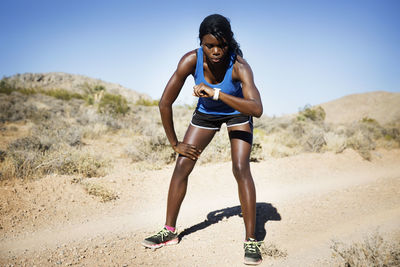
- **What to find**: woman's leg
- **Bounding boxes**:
[228,123,256,240]
[165,124,216,227]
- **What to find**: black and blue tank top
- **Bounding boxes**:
[194,47,243,115]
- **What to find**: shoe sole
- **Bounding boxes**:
[141,238,179,249]
[244,257,262,265]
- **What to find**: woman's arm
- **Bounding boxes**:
[193,57,263,118]
[159,50,202,160]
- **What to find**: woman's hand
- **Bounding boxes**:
[193,83,214,98]
[173,141,202,161]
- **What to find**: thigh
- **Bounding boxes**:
[228,123,253,164]
[182,124,217,153]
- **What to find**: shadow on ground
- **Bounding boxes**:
[178,202,280,241]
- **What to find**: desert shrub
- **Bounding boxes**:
[303,127,326,152]
[18,88,37,95]
[1,150,44,180]
[345,130,375,160]
[93,85,106,92]
[361,117,378,124]
[2,116,108,180]
[297,105,326,122]
[6,136,50,179]
[135,97,159,106]
[33,121,82,148]
[0,92,36,122]
[3,143,107,180]
[81,182,118,202]
[324,132,347,153]
[250,142,264,162]
[98,93,129,115]
[0,80,14,94]
[125,135,176,166]
[42,88,84,101]
[80,83,106,105]
[0,80,84,101]
[331,232,400,267]
[51,148,107,177]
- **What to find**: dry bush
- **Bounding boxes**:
[331,232,400,267]
[124,106,177,167]
[0,92,39,122]
[2,113,107,180]
[81,182,118,202]
[125,135,176,167]
[51,147,107,177]
[98,93,129,115]
[346,130,375,160]
[297,105,326,122]
[324,132,347,153]
[254,109,400,160]
[2,141,107,180]
[303,126,326,152]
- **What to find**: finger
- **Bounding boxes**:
[193,88,201,97]
[184,145,201,159]
[188,147,201,158]
[189,144,201,153]
[179,144,198,160]
[184,150,198,160]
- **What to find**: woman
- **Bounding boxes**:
[142,14,263,265]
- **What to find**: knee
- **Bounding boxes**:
[173,156,195,177]
[232,161,250,180]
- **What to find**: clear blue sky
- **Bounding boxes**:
[1,0,399,116]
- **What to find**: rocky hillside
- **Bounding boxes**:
[2,72,151,103]
[319,91,400,125]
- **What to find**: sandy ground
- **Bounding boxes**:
[1,147,400,266]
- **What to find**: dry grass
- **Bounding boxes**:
[81,182,119,202]
[331,232,400,266]
[255,107,400,160]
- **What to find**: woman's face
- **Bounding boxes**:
[201,34,229,64]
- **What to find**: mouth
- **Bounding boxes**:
[210,57,222,63]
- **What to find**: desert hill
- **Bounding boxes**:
[319,91,400,125]
[2,72,151,103]
[4,73,400,125]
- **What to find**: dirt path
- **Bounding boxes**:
[1,149,400,266]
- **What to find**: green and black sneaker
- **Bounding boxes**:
[141,227,179,249]
[244,238,263,265]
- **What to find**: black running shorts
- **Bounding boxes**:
[190,110,253,131]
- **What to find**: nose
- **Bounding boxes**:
[212,47,221,56]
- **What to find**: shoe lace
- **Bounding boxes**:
[155,228,170,241]
[244,240,262,254]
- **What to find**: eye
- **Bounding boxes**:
[205,44,213,49]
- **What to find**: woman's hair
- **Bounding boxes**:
[199,14,243,58]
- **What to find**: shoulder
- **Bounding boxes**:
[176,49,198,76]
[232,55,254,81]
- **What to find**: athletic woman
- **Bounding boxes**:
[142,14,264,265]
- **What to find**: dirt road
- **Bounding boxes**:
[1,149,400,266]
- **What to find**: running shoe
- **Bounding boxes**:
[244,238,263,265]
[141,227,179,249]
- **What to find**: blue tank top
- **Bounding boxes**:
[194,47,243,115]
